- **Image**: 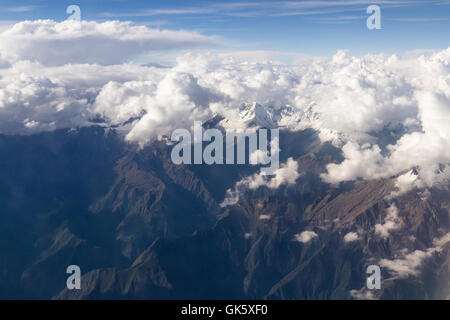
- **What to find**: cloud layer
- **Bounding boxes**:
[0,20,215,66]
[0,20,449,191]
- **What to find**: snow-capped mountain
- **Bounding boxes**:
[218,102,305,131]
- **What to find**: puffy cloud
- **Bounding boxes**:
[321,142,386,184]
[0,20,448,191]
[0,61,162,134]
[294,231,318,243]
[321,90,450,189]
[124,70,219,146]
[220,158,300,207]
[380,250,433,277]
[388,169,424,199]
[344,232,360,243]
[0,71,90,134]
[0,20,216,66]
[375,204,403,239]
[379,233,449,278]
[319,49,450,188]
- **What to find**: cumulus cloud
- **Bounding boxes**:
[375,204,403,239]
[0,20,448,192]
[319,49,450,189]
[344,232,360,243]
[380,250,433,277]
[379,233,449,278]
[321,142,387,184]
[123,70,219,146]
[387,169,433,200]
[294,231,318,243]
[0,71,90,134]
[0,61,161,134]
[220,158,300,207]
[0,20,216,66]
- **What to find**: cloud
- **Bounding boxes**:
[0,24,449,192]
[321,143,387,184]
[221,158,300,206]
[375,204,403,239]
[294,231,318,243]
[0,20,216,66]
[350,289,377,300]
[344,232,360,242]
[0,61,161,134]
[0,68,90,134]
[102,1,439,18]
[434,233,450,247]
[6,6,39,13]
[388,169,423,198]
[379,233,449,278]
[387,18,449,22]
[315,49,450,189]
[380,250,433,277]
[123,70,219,146]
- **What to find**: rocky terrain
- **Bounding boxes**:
[0,115,448,299]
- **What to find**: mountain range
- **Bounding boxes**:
[0,103,448,299]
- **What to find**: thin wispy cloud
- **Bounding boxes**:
[387,17,450,22]
[5,6,39,13]
[100,0,441,18]
[315,15,366,24]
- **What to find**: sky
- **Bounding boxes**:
[0,0,449,59]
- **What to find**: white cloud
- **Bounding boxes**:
[344,232,360,243]
[380,250,432,277]
[0,20,448,193]
[388,169,428,199]
[321,142,387,184]
[294,231,318,244]
[124,70,219,146]
[0,61,163,134]
[379,233,449,278]
[0,71,90,134]
[314,49,450,188]
[220,158,300,207]
[375,204,402,239]
[6,6,39,13]
[350,289,377,300]
[0,20,215,66]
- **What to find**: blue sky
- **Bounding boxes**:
[1,0,449,57]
